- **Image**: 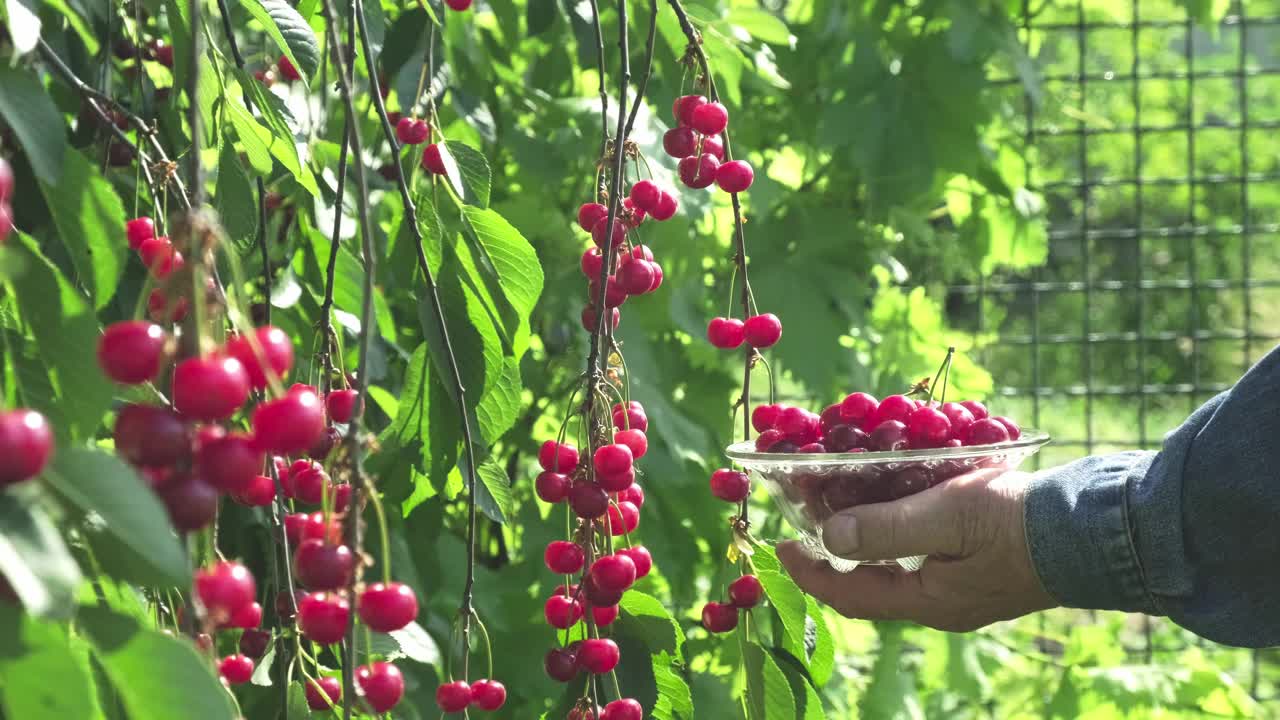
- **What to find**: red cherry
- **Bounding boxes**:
[611,401,648,432]
[592,604,620,626]
[444,0,472,9]
[872,395,917,429]
[305,676,342,710]
[196,432,262,494]
[290,463,332,505]
[218,655,254,684]
[629,180,661,212]
[590,554,636,593]
[701,601,738,633]
[678,153,720,189]
[147,288,188,323]
[172,355,251,420]
[276,55,302,81]
[939,402,976,440]
[840,392,879,426]
[0,204,12,243]
[716,160,754,193]
[798,442,826,453]
[755,428,785,452]
[545,540,586,574]
[869,420,910,451]
[690,101,729,135]
[587,275,628,308]
[195,562,257,618]
[331,483,352,513]
[824,424,870,452]
[544,594,583,629]
[710,469,750,502]
[707,316,746,349]
[239,628,270,658]
[158,474,219,531]
[590,216,627,248]
[662,126,698,158]
[227,601,263,629]
[577,202,609,232]
[297,592,350,644]
[125,216,155,248]
[581,305,621,333]
[993,415,1022,440]
[538,440,579,473]
[326,389,360,423]
[0,409,53,486]
[651,190,678,221]
[357,662,404,713]
[702,134,725,160]
[606,501,640,536]
[593,443,633,478]
[113,403,189,468]
[613,428,647,459]
[743,313,782,348]
[648,262,665,292]
[421,143,448,174]
[569,481,610,519]
[602,698,644,720]
[251,388,326,454]
[581,247,604,279]
[617,546,652,578]
[960,400,989,420]
[545,647,578,682]
[672,94,707,127]
[0,158,13,202]
[577,638,620,674]
[233,475,276,507]
[728,575,764,609]
[906,407,952,448]
[617,259,656,295]
[225,326,294,390]
[137,236,183,279]
[751,404,781,432]
[776,406,819,443]
[622,195,648,228]
[293,540,355,591]
[470,679,506,711]
[819,403,844,434]
[308,426,343,461]
[535,471,571,503]
[617,483,645,508]
[358,582,418,633]
[965,418,1011,446]
[395,117,430,145]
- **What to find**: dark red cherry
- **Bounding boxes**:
[98,321,167,384]
[470,679,506,711]
[357,582,418,633]
[357,662,404,713]
[710,468,750,502]
[218,654,254,684]
[172,355,251,420]
[305,677,342,710]
[293,539,355,591]
[158,474,219,532]
[701,601,738,633]
[296,592,350,644]
[728,574,764,608]
[545,647,578,682]
[538,440,579,473]
[251,387,326,454]
[0,409,54,486]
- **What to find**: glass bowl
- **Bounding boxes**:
[725,431,1050,572]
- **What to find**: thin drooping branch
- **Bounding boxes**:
[622,0,659,140]
[588,0,610,166]
[317,0,378,716]
[186,0,204,206]
[319,11,356,390]
[351,0,485,660]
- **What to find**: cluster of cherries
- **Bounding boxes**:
[0,157,13,243]
[575,193,673,333]
[664,95,754,194]
[701,574,763,634]
[706,312,782,351]
[434,677,508,714]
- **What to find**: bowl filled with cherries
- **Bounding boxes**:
[725,363,1048,572]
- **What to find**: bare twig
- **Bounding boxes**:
[588,0,610,167]
[622,0,659,141]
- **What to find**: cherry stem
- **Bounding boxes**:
[926,346,956,404]
[941,347,955,403]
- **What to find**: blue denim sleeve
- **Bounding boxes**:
[1024,345,1280,648]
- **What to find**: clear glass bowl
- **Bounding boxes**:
[725,431,1050,572]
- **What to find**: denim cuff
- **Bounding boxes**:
[1024,452,1158,614]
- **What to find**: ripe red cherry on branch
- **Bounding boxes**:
[239,628,270,659]
[593,443,633,478]
[545,647,578,682]
[421,143,448,175]
[276,55,302,81]
[138,236,183,279]
[172,355,250,420]
[663,126,698,158]
[545,540,586,574]
[618,483,645,508]
[678,153,720,189]
[196,432,262,494]
[544,594,583,629]
[606,501,640,536]
[569,481,609,519]
[0,409,53,486]
[728,574,764,609]
[588,275,628,308]
[358,662,404,713]
[225,325,294,390]
[294,539,355,590]
[581,305,621,333]
[701,601,738,633]
[651,191,679,221]
[590,554,637,593]
[612,401,648,432]
[591,216,627,248]
[716,160,754,193]
[602,698,644,720]
[617,546,652,578]
[224,601,260,630]
[0,158,14,202]
[125,216,155,248]
[709,468,750,502]
[538,440,579,473]
[305,677,342,711]
[743,313,783,348]
[395,116,430,145]
[158,474,219,531]
[702,134,725,161]
[535,471,571,503]
[691,101,729,135]
[707,316,746,349]
[470,679,506,711]
[577,638,620,674]
[629,180,661,212]
[297,592,350,645]
[358,582,418,633]
[251,387,326,454]
[235,474,277,507]
[673,94,707,126]
[614,428,647,459]
[218,655,254,684]
[580,247,604,279]
[148,288,188,323]
[326,388,360,423]
[195,561,256,618]
[98,321,167,384]
[593,604,620,626]
[617,259,656,296]
[577,202,608,232]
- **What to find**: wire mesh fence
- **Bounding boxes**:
[944,0,1279,705]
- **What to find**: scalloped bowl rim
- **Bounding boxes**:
[725,430,1051,467]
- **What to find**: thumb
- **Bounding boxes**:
[820,468,1003,561]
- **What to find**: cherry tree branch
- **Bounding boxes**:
[588,0,610,167]
[622,0,658,140]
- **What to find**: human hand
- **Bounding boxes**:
[777,468,1058,631]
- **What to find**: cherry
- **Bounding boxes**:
[421,143,448,174]
[611,401,648,432]
[538,440,579,473]
[702,134,725,160]
[701,601,738,633]
[776,406,819,443]
[824,424,870,452]
[648,262,666,291]
[690,101,729,135]
[629,180,661,212]
[196,432,262,494]
[840,392,879,426]
[580,247,604,279]
[308,426,343,460]
[890,466,931,498]
[251,387,326,454]
[672,94,707,126]
[710,468,750,502]
[577,638,620,674]
[138,236,183,279]
[0,409,53,486]
[297,592,350,644]
[470,679,506,711]
[545,647,578,682]
[545,540,585,574]
[113,404,189,468]
[993,415,1022,440]
[125,217,155,249]
[227,601,263,629]
[0,158,12,202]
[617,483,645,508]
[590,554,636,593]
[276,589,304,620]
[569,705,602,720]
[158,474,218,531]
[869,420,909,452]
[239,628,270,659]
[395,116,430,145]
[716,160,754,193]
[592,604,619,626]
[276,55,302,81]
[148,288,188,323]
[728,575,764,608]
[960,400,989,420]
[617,259,656,295]
[743,313,783,348]
[305,676,342,711]
[663,126,698,158]
[218,655,254,684]
[293,540,355,590]
[172,355,250,420]
[751,404,781,432]
[544,594,583,629]
[580,305,620,333]
[872,394,916,428]
[602,698,643,720]
[578,202,608,232]
[819,403,845,433]
[614,428,647,459]
[357,582,418,633]
[939,402,975,439]
[588,275,628,308]
[906,407,952,448]
[606,501,640,536]
[754,428,785,452]
[332,483,352,513]
[444,0,472,10]
[651,190,679,221]
[590,216,627,248]
[678,153,720,189]
[291,463,331,505]
[195,562,257,618]
[625,193,651,223]
[617,546,652,578]
[297,511,343,545]
[357,662,404,713]
[569,481,609,519]
[593,443,633,478]
[535,471,571,503]
[225,326,294,390]
[0,204,12,244]
[798,442,826,453]
[707,316,746,349]
[965,418,1010,446]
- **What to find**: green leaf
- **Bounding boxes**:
[0,65,65,185]
[38,150,128,310]
[77,606,238,720]
[7,235,112,441]
[861,623,923,720]
[804,596,835,687]
[163,0,192,96]
[473,458,513,524]
[285,683,311,718]
[618,591,683,659]
[238,0,320,82]
[387,621,442,664]
[0,610,104,719]
[743,642,796,720]
[377,343,459,497]
[751,546,810,670]
[215,137,259,250]
[0,486,83,619]
[442,141,492,209]
[458,205,545,355]
[226,95,318,195]
[727,7,792,45]
[250,645,276,686]
[650,652,694,720]
[44,447,191,588]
